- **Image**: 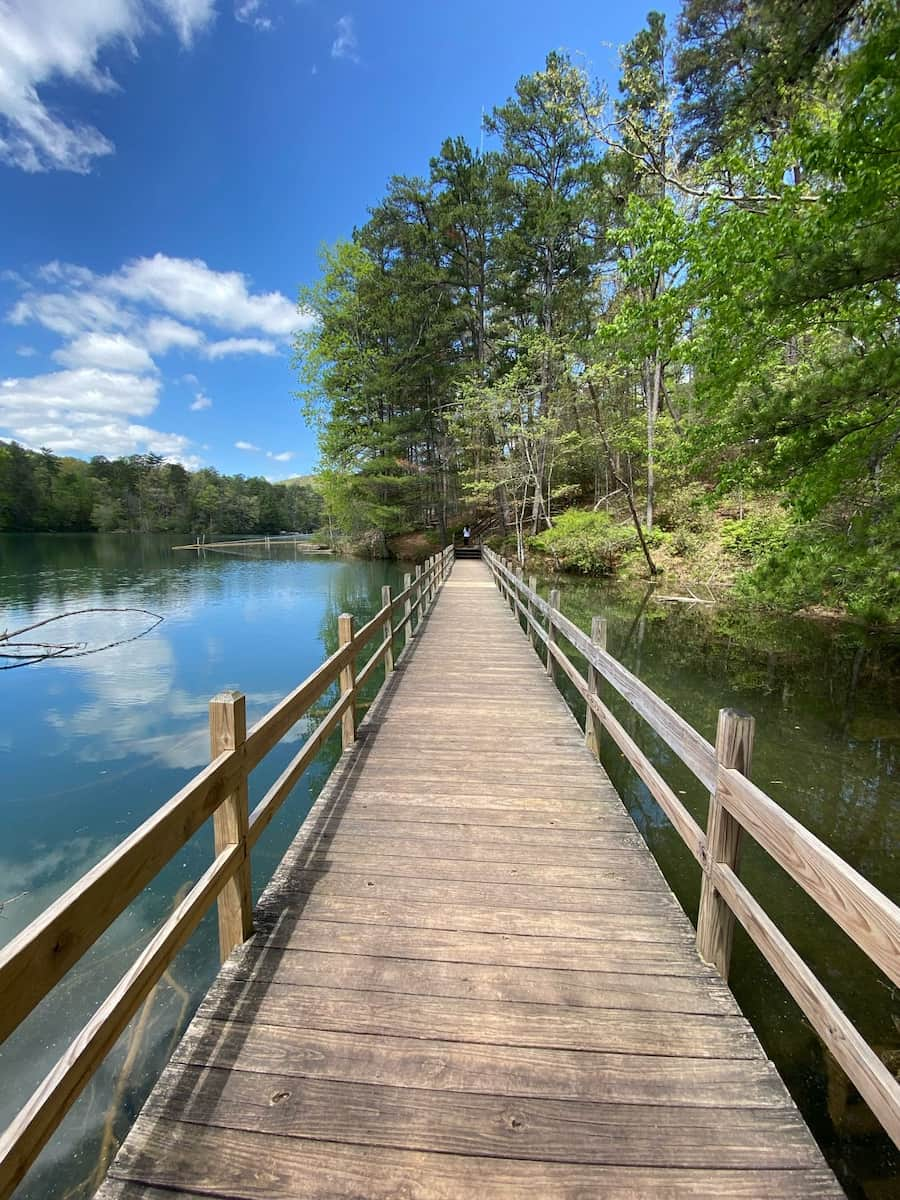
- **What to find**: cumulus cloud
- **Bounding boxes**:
[204,336,278,359]
[109,254,302,335]
[331,14,359,62]
[0,1,216,174]
[53,332,156,373]
[235,440,260,452]
[0,367,192,459]
[15,346,36,357]
[190,392,212,410]
[2,252,311,462]
[267,450,294,462]
[145,316,204,353]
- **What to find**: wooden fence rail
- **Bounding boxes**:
[0,546,455,1200]
[482,546,900,1150]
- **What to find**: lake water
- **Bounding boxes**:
[1,535,898,1199]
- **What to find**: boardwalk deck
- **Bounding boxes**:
[97,559,842,1199]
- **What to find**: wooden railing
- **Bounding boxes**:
[483,546,900,1150]
[0,545,455,1200]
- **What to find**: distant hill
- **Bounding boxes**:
[280,474,320,489]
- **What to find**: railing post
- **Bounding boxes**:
[209,691,252,963]
[338,613,356,750]
[413,565,423,633]
[403,572,412,649]
[546,587,560,683]
[697,708,756,980]
[381,585,394,673]
[527,575,538,649]
[514,566,524,627]
[585,616,607,758]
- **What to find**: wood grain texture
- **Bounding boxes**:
[98,557,841,1200]
[209,691,253,962]
[99,1120,843,1200]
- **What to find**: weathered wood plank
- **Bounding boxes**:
[192,981,764,1060]
[143,1066,826,1169]
[99,1121,843,1199]
[259,918,723,976]
[277,869,689,920]
[273,893,697,944]
[227,947,738,1014]
[172,1020,789,1107]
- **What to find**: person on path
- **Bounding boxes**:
[463,526,471,546]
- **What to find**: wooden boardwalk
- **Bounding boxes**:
[97,559,841,1199]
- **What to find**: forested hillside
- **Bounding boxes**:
[0,443,322,535]
[295,0,899,621]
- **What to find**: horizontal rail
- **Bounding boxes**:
[482,544,900,1150]
[0,544,455,1199]
[713,863,900,1147]
[486,550,717,788]
[0,841,243,1199]
[718,767,900,988]
[0,749,244,1047]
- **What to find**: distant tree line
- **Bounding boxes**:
[0,443,323,535]
[296,0,898,618]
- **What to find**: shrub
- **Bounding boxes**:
[721,512,793,561]
[531,509,636,575]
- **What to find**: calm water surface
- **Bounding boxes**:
[1,535,898,1198]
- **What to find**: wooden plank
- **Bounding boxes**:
[334,799,633,829]
[278,870,688,920]
[142,1065,826,1170]
[308,833,658,871]
[293,850,663,890]
[718,765,900,989]
[260,919,721,977]
[173,1020,789,1107]
[100,1120,842,1199]
[226,948,738,1016]
[192,981,763,1060]
[315,822,645,855]
[274,893,696,945]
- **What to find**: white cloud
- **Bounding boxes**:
[0,366,193,459]
[144,316,204,353]
[204,336,278,359]
[109,253,302,335]
[9,289,130,337]
[0,1,216,174]
[53,332,156,373]
[234,0,272,31]
[190,392,212,410]
[267,450,294,462]
[331,14,359,62]
[15,346,36,357]
[181,372,199,385]
[235,440,260,452]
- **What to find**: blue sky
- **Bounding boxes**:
[0,0,678,480]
